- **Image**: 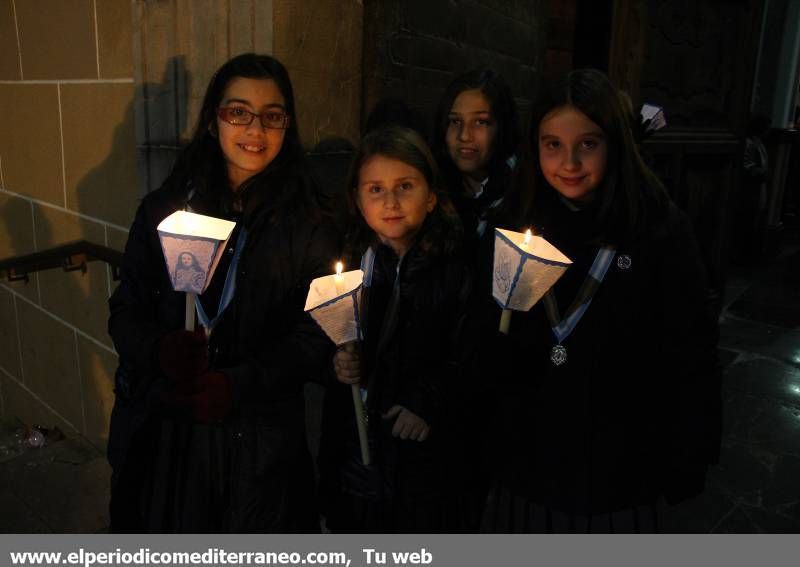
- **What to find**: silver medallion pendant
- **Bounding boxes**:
[550,344,567,366]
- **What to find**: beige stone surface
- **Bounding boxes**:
[61,83,138,228]
[0,287,21,379]
[0,192,35,259]
[33,205,112,346]
[0,0,21,80]
[0,84,63,206]
[0,193,40,304]
[16,300,83,431]
[1,277,39,305]
[0,362,76,435]
[106,226,129,252]
[32,203,105,251]
[134,0,183,146]
[273,0,363,147]
[16,0,97,79]
[76,336,115,449]
[96,0,133,78]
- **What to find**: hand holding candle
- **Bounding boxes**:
[305,263,370,464]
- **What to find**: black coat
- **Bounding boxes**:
[483,199,721,515]
[317,242,481,532]
[107,181,339,532]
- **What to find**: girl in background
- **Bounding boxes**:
[482,69,720,532]
[317,126,479,532]
[108,53,338,532]
[432,69,520,242]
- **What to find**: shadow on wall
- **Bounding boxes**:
[0,57,193,451]
[72,56,193,449]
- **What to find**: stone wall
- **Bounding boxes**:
[363,0,547,136]
[0,0,136,449]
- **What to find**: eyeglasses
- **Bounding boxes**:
[216,107,291,129]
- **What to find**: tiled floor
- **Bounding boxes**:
[661,245,800,533]
[1,244,798,533]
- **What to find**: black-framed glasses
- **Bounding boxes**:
[216,107,291,129]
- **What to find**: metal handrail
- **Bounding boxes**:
[0,241,124,284]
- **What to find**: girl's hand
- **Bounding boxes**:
[382,405,430,441]
[333,342,360,385]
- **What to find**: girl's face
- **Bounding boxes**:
[180,253,193,267]
[216,77,287,189]
[356,155,437,257]
[445,88,497,181]
[538,105,607,202]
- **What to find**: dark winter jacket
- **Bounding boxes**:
[483,198,721,514]
[318,241,480,531]
[107,180,339,532]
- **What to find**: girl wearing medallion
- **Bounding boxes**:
[317,126,478,532]
[480,69,721,532]
[108,53,338,532]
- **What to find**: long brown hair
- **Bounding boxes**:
[344,125,463,258]
[502,69,668,244]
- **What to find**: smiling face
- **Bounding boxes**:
[538,105,608,202]
[216,76,287,189]
[445,88,497,182]
[356,155,437,257]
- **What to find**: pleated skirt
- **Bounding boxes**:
[481,481,659,533]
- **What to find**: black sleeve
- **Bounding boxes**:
[397,262,473,426]
[108,199,172,397]
[654,207,722,502]
[224,220,341,404]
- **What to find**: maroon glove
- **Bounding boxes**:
[174,370,232,423]
[157,329,208,384]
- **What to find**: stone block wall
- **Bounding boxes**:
[0,0,136,449]
[363,0,547,136]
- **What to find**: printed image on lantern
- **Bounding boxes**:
[157,210,236,330]
[305,264,370,465]
[493,227,572,334]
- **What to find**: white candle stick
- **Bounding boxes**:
[185,292,196,331]
[499,308,512,335]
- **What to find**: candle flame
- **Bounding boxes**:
[335,261,343,276]
[523,229,532,246]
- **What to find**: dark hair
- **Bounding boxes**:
[344,125,462,258]
[432,69,520,192]
[503,68,668,243]
[364,97,425,137]
[164,53,321,222]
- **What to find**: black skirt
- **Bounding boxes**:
[481,480,659,533]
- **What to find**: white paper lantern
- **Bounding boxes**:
[493,228,572,311]
[304,268,365,346]
[157,210,236,295]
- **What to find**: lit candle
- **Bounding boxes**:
[334,261,345,295]
[521,229,532,250]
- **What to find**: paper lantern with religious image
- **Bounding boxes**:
[493,228,572,332]
[304,264,365,346]
[157,210,236,295]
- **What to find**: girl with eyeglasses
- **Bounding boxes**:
[108,53,339,532]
